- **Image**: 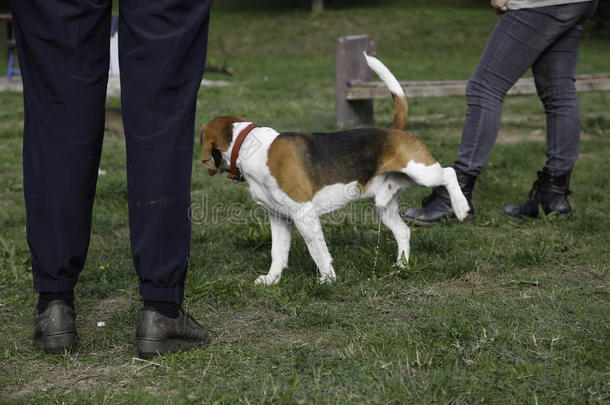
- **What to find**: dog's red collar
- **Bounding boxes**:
[227,123,257,182]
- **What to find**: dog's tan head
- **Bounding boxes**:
[200,116,248,175]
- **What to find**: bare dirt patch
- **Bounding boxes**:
[430,271,513,297]
[211,306,319,350]
[3,358,158,400]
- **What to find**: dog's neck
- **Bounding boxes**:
[220,121,255,175]
[223,121,255,161]
[221,123,281,181]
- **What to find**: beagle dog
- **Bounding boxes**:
[200,54,469,285]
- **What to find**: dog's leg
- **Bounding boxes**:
[375,194,411,268]
[441,167,470,221]
[254,214,292,286]
[402,162,470,221]
[293,204,336,284]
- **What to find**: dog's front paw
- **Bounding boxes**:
[318,271,336,284]
[254,274,280,286]
[395,251,409,269]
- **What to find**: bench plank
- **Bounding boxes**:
[346,73,610,100]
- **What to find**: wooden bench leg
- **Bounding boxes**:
[335,35,377,128]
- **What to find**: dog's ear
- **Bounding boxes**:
[200,116,249,176]
[200,126,218,175]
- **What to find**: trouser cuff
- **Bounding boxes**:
[33,277,79,294]
[139,283,184,304]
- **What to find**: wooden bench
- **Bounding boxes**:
[335,35,610,127]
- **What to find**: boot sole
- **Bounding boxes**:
[402,214,475,227]
[503,211,536,219]
[503,208,572,219]
[34,332,78,354]
[136,336,210,359]
[402,217,438,227]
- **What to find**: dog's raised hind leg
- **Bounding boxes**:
[441,167,470,221]
[375,194,411,268]
[401,162,469,221]
[254,214,292,286]
[293,204,336,284]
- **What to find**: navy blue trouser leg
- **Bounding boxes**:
[13,0,213,303]
[13,1,113,293]
[454,1,597,177]
[119,0,212,303]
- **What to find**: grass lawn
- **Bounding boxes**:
[1,1,609,403]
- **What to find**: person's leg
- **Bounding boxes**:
[118,0,213,310]
[119,0,214,357]
[535,14,589,172]
[504,1,598,218]
[402,2,595,225]
[12,1,112,309]
[13,0,112,353]
[456,4,593,176]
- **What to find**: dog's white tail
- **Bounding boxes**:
[364,53,408,130]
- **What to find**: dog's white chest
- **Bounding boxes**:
[236,127,290,213]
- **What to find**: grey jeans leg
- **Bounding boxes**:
[533,23,583,172]
[453,1,598,176]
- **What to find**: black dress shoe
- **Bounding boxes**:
[33,300,78,354]
[136,306,210,359]
[504,167,572,218]
[401,167,476,226]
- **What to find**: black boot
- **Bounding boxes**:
[504,167,572,218]
[401,168,476,226]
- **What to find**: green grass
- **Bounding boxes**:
[1,2,609,403]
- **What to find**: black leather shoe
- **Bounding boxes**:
[504,167,572,218]
[401,168,476,226]
[136,306,210,359]
[33,300,78,354]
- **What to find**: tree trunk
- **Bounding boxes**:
[312,0,324,14]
